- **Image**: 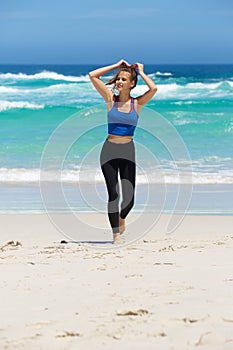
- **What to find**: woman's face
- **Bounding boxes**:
[115,71,134,92]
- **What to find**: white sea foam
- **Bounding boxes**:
[0,100,44,111]
[0,168,40,182]
[0,86,19,93]
[0,83,95,100]
[1,74,233,103]
[155,71,173,76]
[155,80,233,100]
[186,82,221,89]
[1,167,233,184]
[131,85,149,96]
[0,71,90,82]
[37,83,94,94]
[172,101,211,105]
[136,171,233,184]
[148,72,173,78]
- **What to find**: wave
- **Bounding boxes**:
[36,83,94,94]
[108,80,233,100]
[1,77,233,109]
[155,81,233,100]
[0,71,90,82]
[0,100,44,111]
[156,71,172,76]
[1,167,233,184]
[148,72,173,78]
[172,101,212,105]
[186,81,233,89]
[0,82,95,93]
[0,86,19,93]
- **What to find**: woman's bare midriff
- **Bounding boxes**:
[107,134,132,144]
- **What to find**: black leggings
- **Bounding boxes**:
[100,139,136,233]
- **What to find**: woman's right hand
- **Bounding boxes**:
[116,59,131,68]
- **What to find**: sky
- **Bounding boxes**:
[0,0,233,64]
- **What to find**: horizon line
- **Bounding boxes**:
[0,62,233,66]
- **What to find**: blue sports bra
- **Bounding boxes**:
[107,96,139,137]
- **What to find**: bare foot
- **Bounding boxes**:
[113,233,123,244]
[119,216,125,235]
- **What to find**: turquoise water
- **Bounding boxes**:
[0,64,233,213]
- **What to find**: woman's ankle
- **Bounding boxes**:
[113,232,123,244]
[119,216,125,234]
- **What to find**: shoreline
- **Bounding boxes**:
[0,182,233,215]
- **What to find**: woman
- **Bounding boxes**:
[89,59,157,244]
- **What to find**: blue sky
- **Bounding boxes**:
[0,0,232,64]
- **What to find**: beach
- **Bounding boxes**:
[1,213,233,350]
[1,0,233,345]
[0,64,233,349]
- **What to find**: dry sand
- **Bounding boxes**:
[0,213,233,349]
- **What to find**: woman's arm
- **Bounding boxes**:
[134,63,157,107]
[89,59,130,103]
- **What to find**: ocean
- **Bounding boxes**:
[0,64,233,214]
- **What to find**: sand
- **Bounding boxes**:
[0,213,233,349]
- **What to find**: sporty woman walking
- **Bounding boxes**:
[89,59,157,243]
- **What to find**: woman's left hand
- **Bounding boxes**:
[132,62,144,74]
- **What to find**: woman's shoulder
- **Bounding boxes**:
[132,97,142,115]
[106,93,116,112]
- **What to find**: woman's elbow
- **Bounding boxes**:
[89,72,100,80]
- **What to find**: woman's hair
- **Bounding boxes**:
[106,66,138,89]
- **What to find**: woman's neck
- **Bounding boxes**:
[118,91,131,102]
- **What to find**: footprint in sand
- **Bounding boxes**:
[0,240,22,251]
[196,332,229,346]
[124,274,143,278]
[154,262,175,265]
[56,331,81,338]
[159,245,175,252]
[116,309,149,316]
[40,245,67,255]
[143,239,157,244]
